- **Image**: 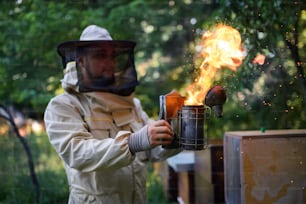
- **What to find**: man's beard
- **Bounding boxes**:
[90,75,115,87]
[84,60,115,87]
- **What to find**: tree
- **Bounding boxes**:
[0,0,217,118]
[0,0,304,132]
[207,0,306,132]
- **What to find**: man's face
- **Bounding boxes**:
[75,42,138,95]
[77,44,116,79]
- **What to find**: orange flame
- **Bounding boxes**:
[185,24,245,105]
[253,54,265,65]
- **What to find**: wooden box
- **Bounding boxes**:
[160,151,195,203]
[224,130,306,204]
[194,139,225,204]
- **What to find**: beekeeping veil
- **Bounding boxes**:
[57,25,139,96]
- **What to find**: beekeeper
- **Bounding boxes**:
[44,25,180,204]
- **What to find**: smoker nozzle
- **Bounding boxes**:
[205,85,227,117]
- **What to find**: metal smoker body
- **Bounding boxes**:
[178,105,206,150]
[159,86,226,150]
[159,90,208,150]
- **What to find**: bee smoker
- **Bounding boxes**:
[159,90,208,150]
[159,85,226,150]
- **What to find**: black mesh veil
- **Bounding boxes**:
[59,40,139,96]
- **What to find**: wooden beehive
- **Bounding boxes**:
[224,130,306,204]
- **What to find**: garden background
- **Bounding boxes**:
[0,0,305,203]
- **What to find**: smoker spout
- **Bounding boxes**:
[205,85,227,117]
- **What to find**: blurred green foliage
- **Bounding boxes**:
[0,0,304,137]
[0,126,68,203]
[0,0,305,202]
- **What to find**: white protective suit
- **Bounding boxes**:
[44,62,180,204]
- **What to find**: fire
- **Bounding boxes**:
[185,24,245,105]
[253,54,265,65]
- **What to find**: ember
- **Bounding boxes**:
[185,24,245,105]
[253,54,265,65]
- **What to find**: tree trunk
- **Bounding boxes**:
[284,9,306,105]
